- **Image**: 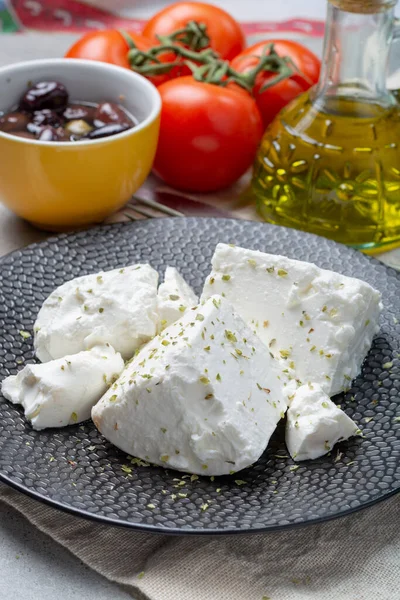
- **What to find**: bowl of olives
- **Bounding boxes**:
[0,59,161,231]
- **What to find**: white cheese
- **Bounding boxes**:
[286,383,359,461]
[1,345,124,430]
[201,243,382,395]
[34,264,159,362]
[92,295,289,476]
[157,267,198,330]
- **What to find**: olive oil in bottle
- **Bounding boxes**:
[252,0,400,252]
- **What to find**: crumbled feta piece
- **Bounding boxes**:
[201,244,382,395]
[1,345,124,430]
[34,264,159,362]
[92,295,289,476]
[157,267,198,330]
[286,383,359,461]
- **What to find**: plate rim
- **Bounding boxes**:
[0,217,399,534]
[1,469,398,535]
[0,216,393,270]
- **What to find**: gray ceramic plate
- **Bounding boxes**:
[0,218,399,534]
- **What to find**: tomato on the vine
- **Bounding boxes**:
[153,77,263,193]
[65,30,173,87]
[143,2,245,61]
[231,40,321,127]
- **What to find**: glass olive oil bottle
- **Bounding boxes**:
[252,0,400,252]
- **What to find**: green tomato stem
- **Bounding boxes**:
[157,20,210,51]
[121,22,307,94]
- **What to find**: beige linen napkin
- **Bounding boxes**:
[0,483,398,600]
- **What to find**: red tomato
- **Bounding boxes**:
[65,30,172,87]
[153,77,263,193]
[143,2,245,61]
[231,40,321,127]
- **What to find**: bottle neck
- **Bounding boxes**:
[315,1,396,109]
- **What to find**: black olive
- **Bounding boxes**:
[32,109,64,128]
[38,126,67,141]
[93,102,130,127]
[85,123,131,140]
[27,122,45,136]
[0,111,30,132]
[20,81,69,113]
[63,104,95,122]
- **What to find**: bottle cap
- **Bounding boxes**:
[329,0,396,13]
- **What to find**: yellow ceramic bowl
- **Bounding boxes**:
[0,59,161,231]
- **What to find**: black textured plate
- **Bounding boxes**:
[0,218,399,535]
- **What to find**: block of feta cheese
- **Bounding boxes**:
[157,267,198,330]
[92,295,289,476]
[286,383,359,461]
[201,244,382,396]
[34,264,159,362]
[1,345,124,430]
